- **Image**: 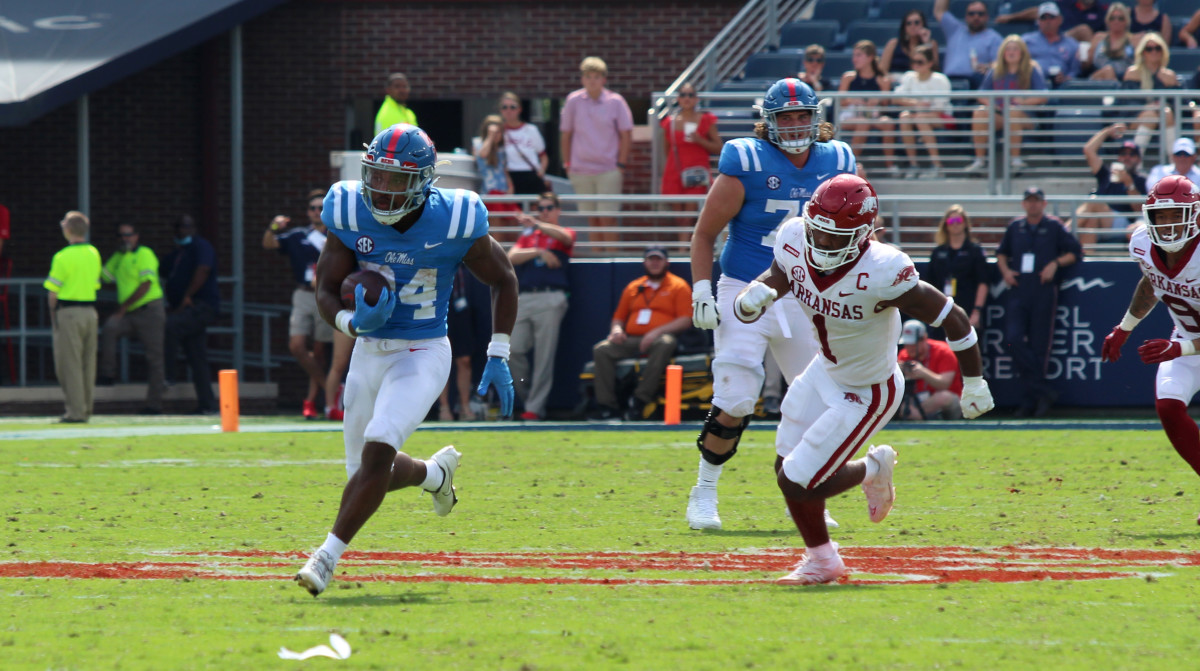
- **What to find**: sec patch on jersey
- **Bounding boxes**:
[341,269,389,309]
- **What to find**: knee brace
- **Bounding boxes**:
[695,405,751,465]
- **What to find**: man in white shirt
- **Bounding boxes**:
[1146,139,1200,192]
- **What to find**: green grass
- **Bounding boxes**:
[3,425,1200,669]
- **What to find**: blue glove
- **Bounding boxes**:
[351,284,395,334]
[477,357,514,417]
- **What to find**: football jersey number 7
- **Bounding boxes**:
[760,199,800,248]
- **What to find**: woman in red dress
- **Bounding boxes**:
[660,82,722,239]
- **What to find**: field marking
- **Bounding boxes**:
[1,546,1192,586]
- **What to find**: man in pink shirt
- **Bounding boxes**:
[559,56,634,254]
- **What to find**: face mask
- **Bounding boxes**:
[175,236,192,246]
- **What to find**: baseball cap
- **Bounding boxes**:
[1023,186,1045,200]
[644,245,669,260]
[1037,2,1060,17]
[1173,138,1196,156]
[1120,140,1140,155]
[898,319,927,346]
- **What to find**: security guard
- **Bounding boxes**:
[996,187,1083,418]
[45,211,102,423]
[98,222,167,413]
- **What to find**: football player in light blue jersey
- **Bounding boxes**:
[686,78,857,531]
[296,124,519,597]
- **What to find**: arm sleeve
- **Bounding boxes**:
[1031,67,1048,90]
[872,251,921,302]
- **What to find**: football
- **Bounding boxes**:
[340,269,390,309]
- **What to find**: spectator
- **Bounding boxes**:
[161,215,219,415]
[1180,8,1200,49]
[838,40,899,176]
[998,0,1108,43]
[263,189,332,419]
[996,186,1082,418]
[560,56,634,254]
[589,246,691,421]
[660,82,722,239]
[438,264,478,421]
[797,44,832,92]
[1146,138,1200,191]
[897,319,964,420]
[374,73,416,135]
[498,92,550,195]
[1085,3,1135,80]
[508,193,575,421]
[1124,33,1178,154]
[933,0,1003,86]
[97,222,166,414]
[882,10,941,73]
[895,44,953,178]
[924,204,991,334]
[472,114,519,223]
[1022,3,1081,86]
[1075,125,1147,247]
[966,35,1049,174]
[1129,0,1171,47]
[44,211,101,423]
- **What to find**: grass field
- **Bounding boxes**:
[3,418,1200,669]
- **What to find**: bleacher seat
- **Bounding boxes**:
[742,53,802,81]
[1160,0,1195,18]
[948,0,997,18]
[1172,49,1200,75]
[879,0,934,21]
[928,23,946,46]
[995,21,1033,37]
[813,0,874,27]
[1000,0,1044,13]
[780,20,843,49]
[1051,108,1106,156]
[845,20,898,48]
[823,52,856,78]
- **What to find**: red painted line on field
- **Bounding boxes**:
[1,547,1194,585]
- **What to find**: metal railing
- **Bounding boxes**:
[650,88,1200,196]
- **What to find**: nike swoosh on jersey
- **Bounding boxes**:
[424,242,443,249]
[817,173,831,181]
[838,290,854,297]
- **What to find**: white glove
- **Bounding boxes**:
[692,279,720,330]
[959,376,994,419]
[734,281,777,323]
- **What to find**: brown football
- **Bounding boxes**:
[340,269,389,309]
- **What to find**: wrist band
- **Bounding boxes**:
[487,335,511,360]
[1119,310,1142,332]
[948,327,978,352]
[930,296,955,328]
[335,310,355,337]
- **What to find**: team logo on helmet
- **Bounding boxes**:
[355,236,375,254]
[858,196,878,216]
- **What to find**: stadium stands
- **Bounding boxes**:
[813,0,875,27]
[780,20,842,50]
[879,0,934,21]
[741,53,802,81]
[1172,49,1200,76]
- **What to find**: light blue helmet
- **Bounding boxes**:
[361,124,438,224]
[756,78,822,154]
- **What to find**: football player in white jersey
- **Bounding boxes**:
[1100,175,1200,524]
[295,124,519,596]
[688,78,857,531]
[733,174,994,584]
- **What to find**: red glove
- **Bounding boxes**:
[1139,339,1182,364]
[1100,326,1130,362]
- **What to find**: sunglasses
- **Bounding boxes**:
[536,204,557,212]
[1109,15,1127,21]
[806,56,825,63]
[1143,45,1163,52]
[965,10,986,16]
[906,19,923,25]
[677,92,697,97]
[1039,14,1057,19]
[946,216,964,225]
[500,104,519,110]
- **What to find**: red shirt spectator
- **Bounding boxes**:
[898,320,964,395]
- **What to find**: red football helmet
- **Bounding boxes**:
[803,174,879,270]
[1143,174,1200,252]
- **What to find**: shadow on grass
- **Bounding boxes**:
[320,590,454,607]
[1114,531,1200,541]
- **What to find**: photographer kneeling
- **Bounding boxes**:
[898,319,964,420]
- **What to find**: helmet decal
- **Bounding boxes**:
[360,124,438,224]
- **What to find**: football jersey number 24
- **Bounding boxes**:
[760,199,800,248]
[398,268,437,320]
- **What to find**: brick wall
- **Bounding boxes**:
[0,0,741,404]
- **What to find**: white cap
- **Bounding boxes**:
[898,319,927,346]
[1173,138,1196,156]
[1037,2,1060,16]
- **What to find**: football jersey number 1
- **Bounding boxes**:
[760,199,800,248]
[398,268,437,320]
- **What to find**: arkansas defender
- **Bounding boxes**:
[1100,175,1200,523]
[733,174,994,584]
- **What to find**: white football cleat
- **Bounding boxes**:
[686,486,721,530]
[824,508,840,529]
[428,446,461,516]
[862,445,897,523]
[295,548,337,597]
[776,542,846,585]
